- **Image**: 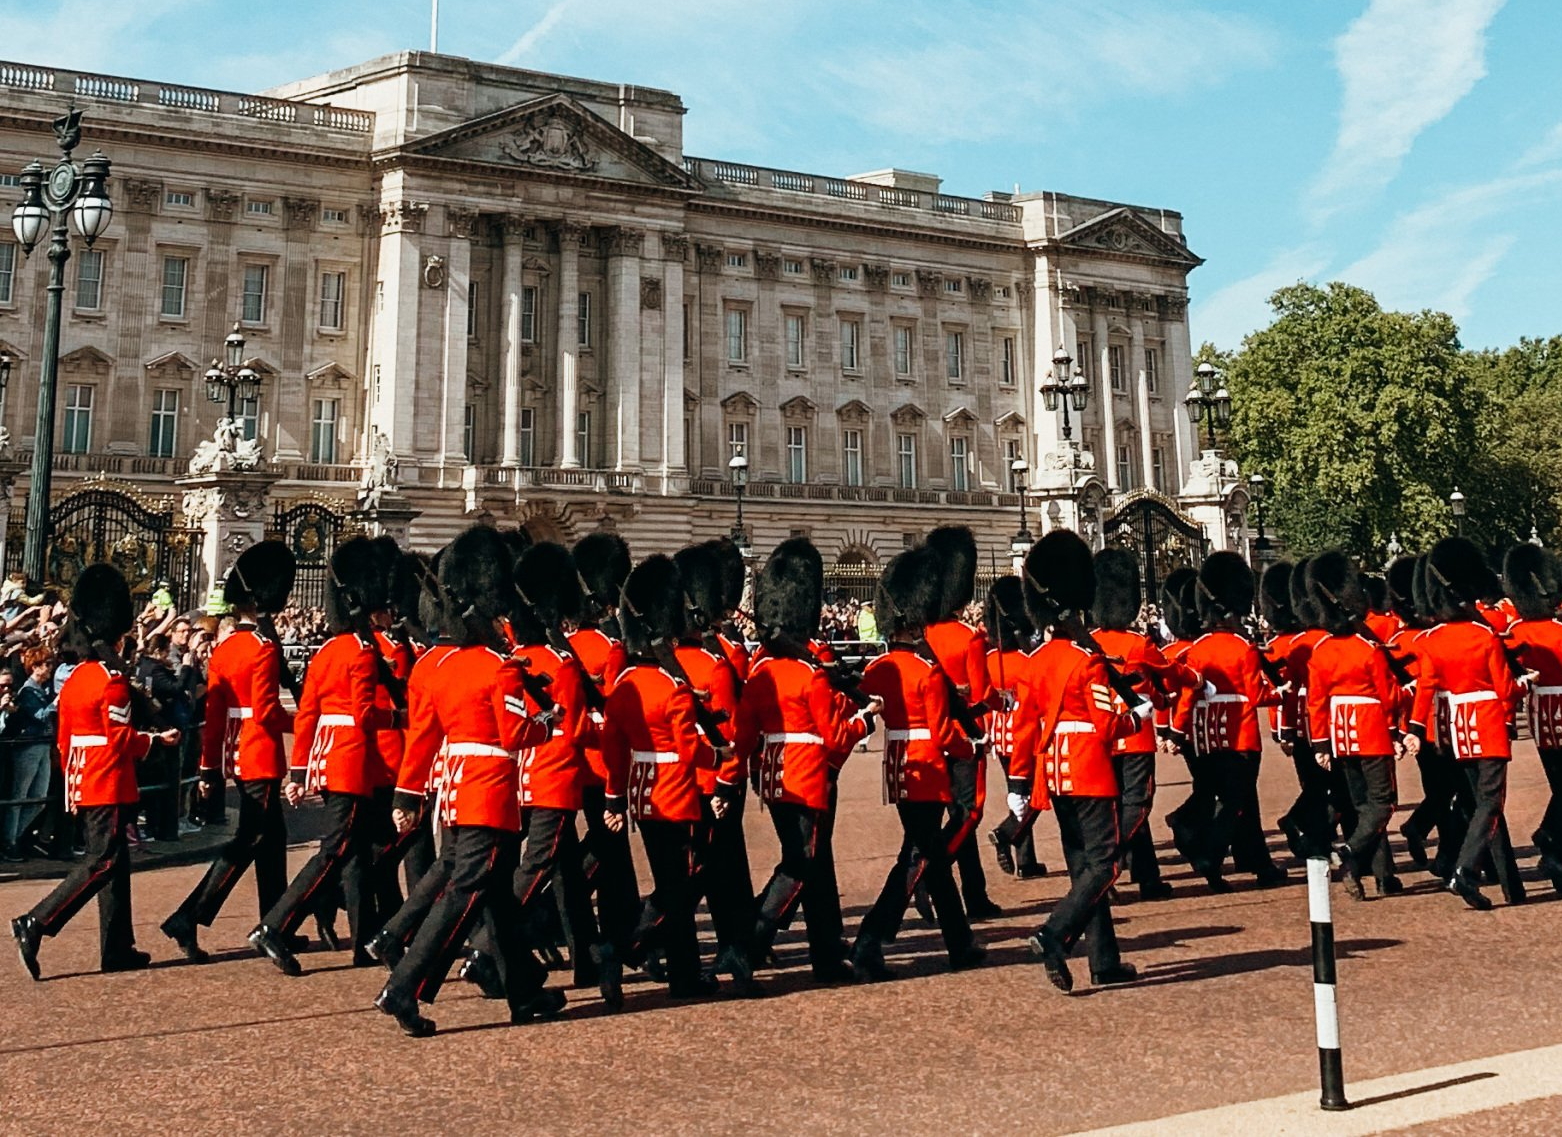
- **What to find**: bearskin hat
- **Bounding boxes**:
[326,536,394,633]
[1504,543,1562,622]
[511,541,583,645]
[1259,562,1298,635]
[875,545,943,639]
[1411,555,1437,623]
[497,527,533,571]
[1306,550,1366,636]
[1091,547,1141,631]
[710,537,746,618]
[1426,537,1493,623]
[620,554,684,657]
[1362,572,1389,615]
[1197,551,1254,625]
[926,525,978,621]
[1386,555,1419,623]
[985,576,1034,652]
[438,525,516,645]
[674,542,727,634]
[754,537,824,643]
[224,540,295,614]
[573,531,631,623]
[389,551,438,640]
[69,562,134,646]
[1289,555,1320,629]
[1160,567,1202,641]
[1023,530,1095,630]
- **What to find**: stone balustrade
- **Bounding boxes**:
[683,157,1023,223]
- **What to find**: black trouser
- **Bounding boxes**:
[857,801,972,960]
[513,807,597,973]
[375,792,435,899]
[696,793,756,954]
[1115,751,1161,889]
[945,756,989,905]
[140,741,182,842]
[1041,795,1121,976]
[1282,743,1334,857]
[580,784,640,955]
[381,820,452,949]
[175,778,287,927]
[638,819,701,990]
[1536,749,1562,849]
[1404,744,1465,857]
[1340,756,1397,882]
[992,751,1040,872]
[1204,750,1274,876]
[29,804,135,964]
[1328,761,1358,849]
[754,800,841,968]
[1454,759,1521,896]
[261,790,378,947]
[1166,749,1217,858]
[387,824,543,1012]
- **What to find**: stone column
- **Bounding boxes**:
[373,200,427,462]
[355,490,422,546]
[111,179,159,455]
[556,220,583,468]
[0,456,27,573]
[660,233,689,482]
[442,208,478,471]
[1131,316,1153,490]
[606,227,643,471]
[1094,309,1119,491]
[178,470,278,611]
[1162,296,1194,493]
[499,215,527,467]
[278,196,319,459]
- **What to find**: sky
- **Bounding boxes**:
[4,0,1559,352]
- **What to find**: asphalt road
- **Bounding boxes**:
[2,741,1558,1136]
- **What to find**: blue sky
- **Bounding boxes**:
[5,0,1558,351]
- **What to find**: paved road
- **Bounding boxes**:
[2,741,1558,1136]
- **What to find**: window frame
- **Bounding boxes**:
[519,406,535,467]
[1000,336,1016,386]
[840,316,862,372]
[75,248,105,312]
[842,428,864,487]
[784,312,806,369]
[949,435,970,492]
[896,431,918,489]
[318,269,347,332]
[309,398,339,463]
[944,329,964,382]
[240,262,270,326]
[576,410,592,468]
[149,388,179,458]
[1109,344,1126,393]
[785,425,808,484]
[893,324,914,376]
[577,291,592,348]
[521,285,539,344]
[0,241,17,305]
[159,254,189,320]
[724,306,748,364]
[62,384,93,454]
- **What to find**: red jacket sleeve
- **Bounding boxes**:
[552,656,590,768]
[396,668,443,803]
[965,629,991,709]
[1084,655,1140,742]
[666,683,707,773]
[1490,630,1520,712]
[922,661,961,753]
[251,638,293,738]
[807,666,868,770]
[104,674,154,764]
[706,658,746,785]
[352,645,396,732]
[495,659,550,752]
[200,659,230,774]
[1409,637,1436,736]
[291,661,321,779]
[601,687,631,803]
[1306,650,1331,747]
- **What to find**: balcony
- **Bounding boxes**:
[687,477,1013,509]
[683,157,1023,223]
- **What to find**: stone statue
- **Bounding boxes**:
[0,424,12,459]
[189,417,264,475]
[359,428,400,511]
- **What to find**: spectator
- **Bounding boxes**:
[2,647,58,861]
[856,601,878,643]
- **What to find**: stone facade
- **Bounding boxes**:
[0,52,1228,567]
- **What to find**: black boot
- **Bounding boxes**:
[248,924,302,977]
[11,914,41,981]
[850,936,896,983]
[1333,844,1365,901]
[458,949,506,1000]
[593,942,624,1011]
[1401,824,1429,868]
[375,986,435,1037]
[363,929,403,970]
[160,911,210,964]
[313,914,341,952]
[988,829,1015,876]
[1026,927,1073,993]
[1448,868,1492,911]
[101,948,152,973]
[1090,961,1139,987]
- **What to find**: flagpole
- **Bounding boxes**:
[431,0,439,51]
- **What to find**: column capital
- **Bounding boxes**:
[915,268,942,297]
[661,232,690,262]
[555,217,588,244]
[967,276,992,303]
[204,188,241,223]
[122,178,162,214]
[864,263,889,291]
[447,206,481,239]
[695,242,723,273]
[1159,294,1188,322]
[1015,278,1035,300]
[283,196,319,232]
[500,214,529,242]
[605,226,644,257]
[381,200,430,234]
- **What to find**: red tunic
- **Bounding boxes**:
[601,664,706,823]
[569,627,627,787]
[1409,622,1520,761]
[674,642,743,796]
[513,642,592,811]
[200,625,291,781]
[1511,618,1562,749]
[1175,630,1278,754]
[373,630,415,784]
[985,647,1035,760]
[733,653,868,810]
[1011,639,1138,800]
[1092,628,1196,756]
[1156,638,1197,734]
[1365,611,1403,644]
[393,641,459,811]
[718,632,751,683]
[1305,634,1400,757]
[398,645,549,830]
[290,632,397,796]
[58,660,155,811]
[923,619,990,760]
[858,646,960,805]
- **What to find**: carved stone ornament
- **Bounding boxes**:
[1015,279,1035,300]
[753,250,780,280]
[809,258,836,285]
[661,233,690,262]
[422,254,447,289]
[967,276,992,302]
[606,227,643,257]
[863,264,889,291]
[498,115,597,172]
[695,243,723,273]
[358,429,400,512]
[205,188,241,223]
[380,200,430,234]
[122,178,162,213]
[554,218,587,247]
[500,214,529,242]
[447,206,480,239]
[640,277,662,310]
[283,196,319,231]
[915,269,943,298]
[181,480,269,525]
[1160,294,1189,321]
[188,419,265,476]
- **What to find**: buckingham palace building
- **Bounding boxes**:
[0,51,1252,596]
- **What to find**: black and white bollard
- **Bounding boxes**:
[1308,855,1349,1111]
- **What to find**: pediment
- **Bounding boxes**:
[891,402,926,426]
[145,350,199,373]
[994,410,1025,429]
[721,390,758,415]
[683,389,700,411]
[308,361,355,388]
[779,395,817,420]
[60,345,113,369]
[1053,208,1203,268]
[241,356,279,377]
[400,94,701,193]
[835,398,872,424]
[943,405,979,427]
[0,339,28,361]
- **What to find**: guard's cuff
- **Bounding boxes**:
[391,789,425,816]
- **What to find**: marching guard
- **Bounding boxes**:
[1504,543,1562,891]
[986,576,1045,879]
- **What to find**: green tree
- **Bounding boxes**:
[1465,337,1562,546]
[1222,282,1481,561]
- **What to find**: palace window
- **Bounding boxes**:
[319,271,346,331]
[726,252,748,269]
[897,432,917,489]
[1145,347,1160,394]
[468,280,482,339]
[165,190,194,208]
[1005,438,1023,492]
[839,265,859,282]
[519,407,535,467]
[521,285,538,343]
[322,207,348,224]
[75,249,104,311]
[160,256,188,319]
[577,411,592,468]
[725,307,747,362]
[892,271,912,288]
[246,199,274,216]
[1110,344,1126,393]
[727,420,748,459]
[786,426,807,484]
[62,385,93,454]
[149,388,179,458]
[893,325,914,376]
[783,258,804,275]
[840,317,861,372]
[1000,336,1016,386]
[842,428,863,487]
[310,398,338,463]
[241,263,268,324]
[1152,445,1167,492]
[945,278,963,294]
[578,292,592,347]
[1076,338,1092,381]
[1116,444,1133,489]
[237,396,258,442]
[0,243,14,304]
[945,331,963,381]
[949,435,970,492]
[463,404,476,463]
[785,313,806,368]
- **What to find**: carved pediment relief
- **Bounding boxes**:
[60,345,113,371]
[994,409,1026,429]
[145,351,199,375]
[943,406,979,427]
[683,389,700,412]
[779,395,817,421]
[307,361,355,390]
[721,390,759,416]
[240,356,279,377]
[400,93,701,193]
[836,399,872,425]
[891,402,926,427]
[1052,207,1203,269]
[0,339,26,361]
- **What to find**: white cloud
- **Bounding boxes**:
[496,0,576,66]
[0,0,198,77]
[1192,245,1332,352]
[1309,0,1506,222]
[1518,120,1562,169]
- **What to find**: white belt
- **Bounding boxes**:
[1202,694,1248,705]
[319,714,356,727]
[1534,686,1562,696]
[765,732,824,745]
[886,729,932,741]
[632,750,679,764]
[1330,696,1380,707]
[446,743,510,758]
[70,734,108,747]
[1054,722,1097,734]
[227,707,254,720]
[1443,691,1498,708]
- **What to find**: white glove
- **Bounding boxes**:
[1007,792,1029,824]
[1131,699,1155,722]
[1203,681,1219,700]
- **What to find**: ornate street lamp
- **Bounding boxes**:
[1385,531,1404,567]
[1248,471,1269,563]
[1039,345,1090,442]
[9,107,113,588]
[204,324,262,421]
[1010,456,1032,558]
[1186,360,1231,451]
[1530,526,1544,548]
[728,449,749,548]
[1450,487,1466,537]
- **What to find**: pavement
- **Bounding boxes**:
[2,740,1559,1136]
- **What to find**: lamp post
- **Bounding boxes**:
[728,449,749,548]
[1385,531,1403,568]
[1039,345,1091,443]
[1248,471,1269,564]
[1185,360,1232,451]
[9,107,113,588]
[0,351,11,422]
[1450,487,1466,537]
[203,324,262,424]
[1010,456,1032,562]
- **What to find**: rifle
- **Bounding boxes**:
[650,635,730,747]
[1426,563,1538,685]
[513,579,607,713]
